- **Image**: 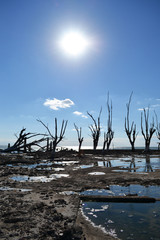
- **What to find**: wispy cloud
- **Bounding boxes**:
[44,98,74,110]
[73,111,88,118]
[151,104,160,108]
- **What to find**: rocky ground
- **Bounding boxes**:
[0,150,160,239]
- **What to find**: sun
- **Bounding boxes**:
[59,30,90,57]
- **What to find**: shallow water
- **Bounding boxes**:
[11,174,69,182]
[82,201,160,240]
[74,164,94,170]
[7,162,53,169]
[88,172,106,176]
[97,156,160,173]
[81,185,160,198]
[54,160,79,166]
[0,186,32,191]
[81,185,160,239]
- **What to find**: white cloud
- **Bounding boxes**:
[73,111,88,118]
[82,114,88,119]
[44,98,74,110]
[138,107,149,111]
[73,111,82,116]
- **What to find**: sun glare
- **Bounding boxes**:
[59,31,90,57]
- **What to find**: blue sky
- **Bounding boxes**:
[0,0,160,148]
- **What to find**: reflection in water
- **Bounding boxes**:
[129,157,136,172]
[97,160,112,167]
[145,155,153,172]
[128,156,153,173]
[97,156,160,173]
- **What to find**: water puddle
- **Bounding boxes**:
[97,156,160,173]
[59,191,78,195]
[81,185,160,239]
[7,162,53,169]
[112,169,129,172]
[37,167,65,171]
[54,160,79,166]
[88,172,106,176]
[0,186,32,191]
[82,201,160,240]
[10,174,69,182]
[81,185,160,198]
[74,164,94,170]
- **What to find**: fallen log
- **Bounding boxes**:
[80,195,156,203]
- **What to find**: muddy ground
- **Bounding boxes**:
[0,150,160,239]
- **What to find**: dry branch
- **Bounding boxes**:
[3,128,47,153]
[37,118,68,159]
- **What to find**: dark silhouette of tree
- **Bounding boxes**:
[125,92,138,151]
[154,111,160,149]
[141,108,156,152]
[2,128,47,153]
[103,93,114,151]
[37,118,67,159]
[74,123,83,153]
[87,108,102,150]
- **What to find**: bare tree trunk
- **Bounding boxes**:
[125,92,138,151]
[47,138,49,151]
[141,108,156,152]
[103,94,114,152]
[74,124,83,154]
[87,108,102,151]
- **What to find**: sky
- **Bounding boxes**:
[0,0,160,148]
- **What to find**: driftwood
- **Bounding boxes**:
[2,128,47,153]
[87,108,102,151]
[80,195,156,203]
[125,92,138,151]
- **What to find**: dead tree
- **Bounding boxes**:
[74,123,83,153]
[103,94,114,151]
[37,118,67,159]
[2,128,47,153]
[125,92,138,151]
[141,108,156,152]
[154,111,160,149]
[87,108,102,151]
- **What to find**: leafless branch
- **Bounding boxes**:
[87,108,102,150]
